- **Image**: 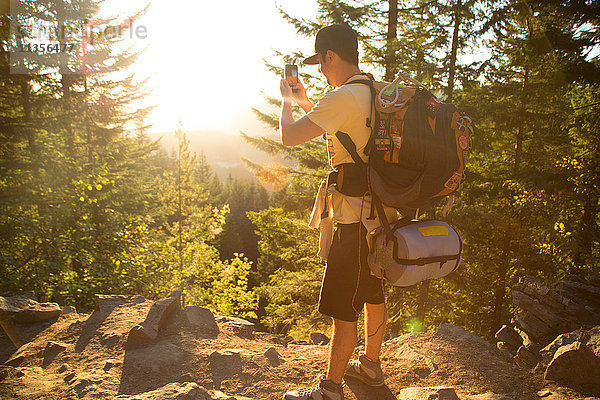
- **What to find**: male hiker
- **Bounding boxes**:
[279,24,398,400]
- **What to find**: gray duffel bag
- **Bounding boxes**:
[366,219,462,287]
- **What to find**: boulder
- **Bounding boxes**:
[264,346,282,367]
[512,291,572,333]
[495,325,523,355]
[399,386,459,400]
[185,305,219,335]
[209,349,243,380]
[544,341,600,387]
[515,310,554,345]
[115,382,212,399]
[216,316,254,338]
[310,332,330,345]
[61,305,77,315]
[128,291,182,344]
[539,329,584,367]
[94,294,127,311]
[513,345,541,369]
[0,295,61,324]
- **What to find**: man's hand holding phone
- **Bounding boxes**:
[281,64,312,113]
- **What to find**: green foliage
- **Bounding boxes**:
[0,1,262,321]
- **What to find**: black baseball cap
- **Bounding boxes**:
[303,24,359,65]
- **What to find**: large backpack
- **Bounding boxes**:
[331,72,473,218]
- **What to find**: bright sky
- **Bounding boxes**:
[110,0,318,135]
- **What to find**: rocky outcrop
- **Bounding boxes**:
[495,275,600,392]
[1,291,589,400]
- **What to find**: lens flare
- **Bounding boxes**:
[257,162,290,192]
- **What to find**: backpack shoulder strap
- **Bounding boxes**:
[335,131,365,167]
[341,76,379,157]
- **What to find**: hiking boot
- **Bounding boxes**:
[283,374,344,400]
[343,353,384,387]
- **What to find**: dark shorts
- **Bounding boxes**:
[318,222,385,322]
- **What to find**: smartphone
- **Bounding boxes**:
[284,64,298,92]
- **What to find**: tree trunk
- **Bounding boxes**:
[491,233,511,336]
[384,0,398,81]
[572,195,599,271]
[20,80,36,159]
[514,67,528,175]
[446,0,461,102]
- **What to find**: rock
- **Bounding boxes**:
[539,329,581,366]
[0,295,61,324]
[128,290,182,344]
[310,332,330,345]
[544,341,600,387]
[216,315,254,338]
[466,394,513,400]
[64,371,76,382]
[42,340,67,367]
[513,345,541,369]
[554,280,600,326]
[271,335,293,347]
[290,340,310,345]
[586,325,600,358]
[537,389,552,397]
[496,342,514,361]
[512,291,572,334]
[185,305,219,335]
[264,346,282,366]
[209,349,243,380]
[399,386,459,400]
[104,359,120,371]
[515,310,555,345]
[434,324,492,348]
[94,294,128,311]
[61,305,77,315]
[212,390,236,400]
[495,325,523,354]
[115,382,212,399]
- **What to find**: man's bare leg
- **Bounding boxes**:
[364,302,386,362]
[326,318,357,384]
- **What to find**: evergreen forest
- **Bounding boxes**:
[1,0,599,341]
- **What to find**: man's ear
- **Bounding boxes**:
[325,49,336,63]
